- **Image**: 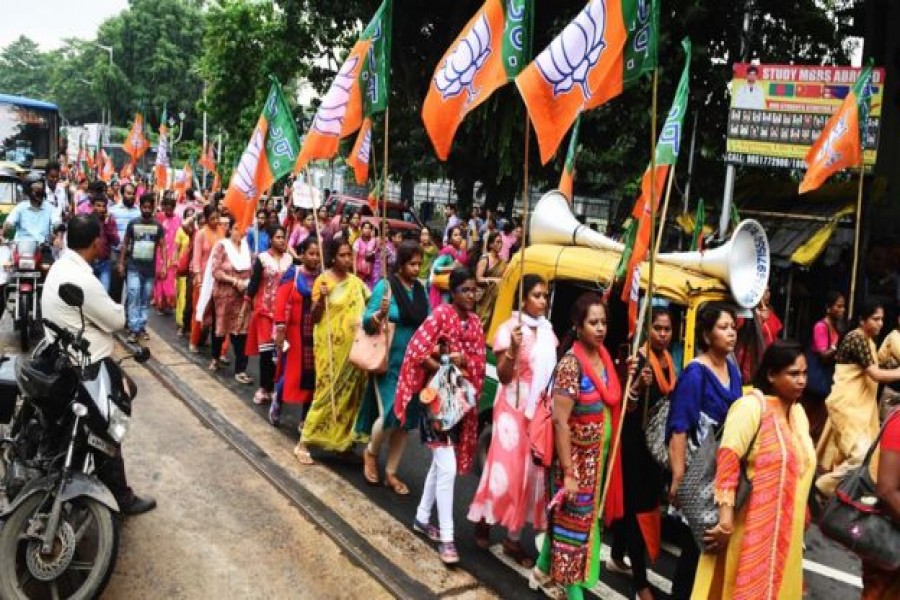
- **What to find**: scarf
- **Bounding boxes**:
[389,274,429,327]
[440,244,466,263]
[510,311,556,418]
[195,238,251,322]
[572,340,624,525]
[646,346,676,395]
[280,265,316,297]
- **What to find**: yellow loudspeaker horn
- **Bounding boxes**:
[529,191,771,308]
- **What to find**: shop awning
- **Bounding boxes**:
[735,197,855,268]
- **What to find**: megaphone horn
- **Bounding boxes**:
[530,191,624,253]
[658,219,770,308]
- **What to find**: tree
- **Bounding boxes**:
[0,36,53,99]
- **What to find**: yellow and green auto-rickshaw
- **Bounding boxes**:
[0,161,26,227]
[474,191,771,471]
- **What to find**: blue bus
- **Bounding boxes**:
[0,93,60,170]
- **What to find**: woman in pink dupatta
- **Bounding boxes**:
[428,225,467,308]
[395,267,486,565]
[154,194,181,314]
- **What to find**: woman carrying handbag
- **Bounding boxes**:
[355,241,430,494]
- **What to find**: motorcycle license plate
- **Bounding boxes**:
[87,433,117,457]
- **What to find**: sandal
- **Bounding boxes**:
[235,372,254,385]
[208,359,220,372]
[474,520,491,549]
[384,473,410,496]
[293,444,314,465]
[413,520,440,542]
[438,541,460,565]
[502,539,535,568]
[528,567,564,600]
[363,448,380,485]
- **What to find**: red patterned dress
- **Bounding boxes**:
[245,250,294,357]
[394,304,486,474]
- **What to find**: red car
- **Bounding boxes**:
[325,194,424,234]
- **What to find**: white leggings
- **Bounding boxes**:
[415,445,457,543]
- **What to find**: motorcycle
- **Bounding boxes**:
[4,239,54,352]
[0,282,150,599]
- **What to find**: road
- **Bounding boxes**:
[142,311,866,600]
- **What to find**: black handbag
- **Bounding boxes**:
[677,392,763,550]
[819,413,900,570]
[805,348,834,398]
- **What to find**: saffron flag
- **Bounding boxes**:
[347,117,374,185]
[296,0,391,170]
[101,153,115,183]
[77,139,90,180]
[422,0,534,160]
[199,143,217,173]
[517,0,658,164]
[558,114,581,201]
[224,80,302,235]
[155,108,170,191]
[212,171,221,193]
[619,38,691,336]
[119,161,134,182]
[174,160,193,199]
[799,61,873,194]
[122,113,150,163]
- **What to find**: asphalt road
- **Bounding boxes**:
[146,311,865,600]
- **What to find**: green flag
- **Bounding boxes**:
[360,0,392,116]
[622,0,659,87]
[502,0,534,79]
[730,201,741,230]
[689,198,705,251]
[656,38,691,166]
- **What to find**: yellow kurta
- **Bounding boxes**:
[174,227,191,329]
[300,272,370,452]
[816,332,880,496]
[692,395,815,600]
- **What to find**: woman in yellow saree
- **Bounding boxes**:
[816,302,900,496]
[693,341,815,600]
[296,238,370,464]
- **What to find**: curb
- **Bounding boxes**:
[118,332,437,600]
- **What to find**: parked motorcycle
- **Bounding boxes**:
[4,239,54,352]
[0,282,149,599]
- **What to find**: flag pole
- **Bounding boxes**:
[515,114,531,409]
[597,66,660,522]
[848,156,865,318]
[381,108,390,281]
[305,166,338,421]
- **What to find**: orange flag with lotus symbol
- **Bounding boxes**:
[346,117,373,185]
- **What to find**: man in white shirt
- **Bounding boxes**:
[44,160,68,225]
[41,215,157,515]
[733,65,767,110]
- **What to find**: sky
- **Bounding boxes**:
[0,0,128,51]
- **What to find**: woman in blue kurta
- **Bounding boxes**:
[356,241,430,494]
[665,303,743,600]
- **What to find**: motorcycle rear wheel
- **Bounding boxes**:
[0,494,119,600]
[17,297,29,352]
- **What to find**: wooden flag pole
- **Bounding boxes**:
[848,156,865,318]
[515,114,532,409]
[653,169,676,256]
[598,67,660,523]
[305,167,337,421]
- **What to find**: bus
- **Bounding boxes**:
[0,93,60,171]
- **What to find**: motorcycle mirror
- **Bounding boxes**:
[59,283,84,308]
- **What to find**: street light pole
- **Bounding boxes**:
[96,44,114,140]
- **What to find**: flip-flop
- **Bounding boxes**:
[384,473,410,495]
[363,449,380,485]
[502,539,535,568]
[293,445,314,465]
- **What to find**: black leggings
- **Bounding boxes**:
[259,349,276,392]
[671,518,700,600]
[213,334,248,374]
[611,515,650,592]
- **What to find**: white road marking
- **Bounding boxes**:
[802,559,862,589]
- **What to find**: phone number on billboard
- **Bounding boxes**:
[724,153,806,168]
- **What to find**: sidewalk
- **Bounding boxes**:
[139,327,496,599]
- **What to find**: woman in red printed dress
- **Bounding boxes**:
[153,194,181,313]
[394,267,486,565]
[468,274,557,567]
[271,237,321,435]
[243,224,293,406]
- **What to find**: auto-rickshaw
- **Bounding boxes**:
[0,161,26,226]
[475,191,771,471]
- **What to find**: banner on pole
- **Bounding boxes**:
[724,63,884,170]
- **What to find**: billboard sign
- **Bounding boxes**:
[725,63,885,170]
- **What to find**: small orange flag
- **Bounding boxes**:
[199,143,217,173]
[516,0,631,164]
[101,155,115,183]
[799,63,873,194]
[122,113,150,162]
[421,0,508,160]
[347,118,373,185]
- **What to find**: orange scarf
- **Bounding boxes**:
[646,346,676,395]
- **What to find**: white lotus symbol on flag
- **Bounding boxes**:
[434,14,492,102]
[312,55,361,136]
[357,127,372,163]
[535,0,608,100]
[233,127,264,200]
